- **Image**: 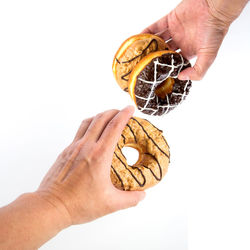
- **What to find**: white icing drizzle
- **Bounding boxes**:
[165,38,172,43]
[135,53,191,116]
[135,94,155,101]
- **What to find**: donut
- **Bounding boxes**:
[112,34,168,92]
[110,117,170,191]
[128,50,192,116]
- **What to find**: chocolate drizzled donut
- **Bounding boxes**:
[112,34,168,92]
[110,117,170,191]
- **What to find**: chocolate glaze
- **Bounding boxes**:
[162,136,170,150]
[111,165,125,190]
[131,117,169,159]
[143,152,163,181]
[121,134,126,144]
[126,124,137,143]
[144,119,170,163]
[121,70,132,82]
[116,39,159,65]
[129,165,146,186]
[144,118,163,133]
[117,144,126,159]
[134,53,192,116]
[114,152,146,187]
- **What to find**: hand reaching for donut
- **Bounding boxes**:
[0,106,145,249]
[142,0,249,80]
[38,106,145,224]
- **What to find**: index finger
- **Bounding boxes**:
[98,105,134,152]
[141,15,169,34]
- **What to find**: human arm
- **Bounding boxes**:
[142,0,249,80]
[0,106,145,249]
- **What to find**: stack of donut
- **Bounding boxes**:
[112,34,192,116]
[111,34,192,190]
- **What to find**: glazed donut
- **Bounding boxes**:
[128,50,192,116]
[111,117,170,191]
[112,34,168,92]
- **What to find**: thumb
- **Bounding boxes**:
[114,190,146,210]
[178,52,216,81]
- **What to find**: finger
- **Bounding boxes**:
[144,28,175,51]
[178,52,216,81]
[166,39,179,51]
[154,29,172,42]
[73,117,94,142]
[113,190,146,210]
[98,105,134,151]
[141,15,169,36]
[82,109,119,142]
[141,17,178,51]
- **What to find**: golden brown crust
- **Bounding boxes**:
[110,117,170,191]
[112,34,168,92]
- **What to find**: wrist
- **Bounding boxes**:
[33,191,72,230]
[206,0,249,25]
[0,192,71,249]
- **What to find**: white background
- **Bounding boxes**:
[0,1,249,249]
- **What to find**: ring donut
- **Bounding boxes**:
[111,117,170,191]
[112,34,169,92]
[128,50,192,116]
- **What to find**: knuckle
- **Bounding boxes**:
[80,117,91,127]
[80,156,92,168]
[80,120,86,127]
[109,109,119,114]
[84,143,99,160]
[90,152,99,162]
[93,110,120,125]
[102,109,119,118]
[95,112,104,121]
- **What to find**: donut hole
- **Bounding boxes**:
[155,78,175,99]
[122,147,140,166]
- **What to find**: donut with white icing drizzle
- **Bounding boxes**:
[111,117,170,191]
[128,50,192,116]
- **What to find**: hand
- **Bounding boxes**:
[37,106,145,225]
[0,106,146,249]
[142,0,248,80]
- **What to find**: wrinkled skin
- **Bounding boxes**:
[143,0,248,80]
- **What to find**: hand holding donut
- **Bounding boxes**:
[113,34,192,115]
[142,0,249,80]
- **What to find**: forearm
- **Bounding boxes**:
[0,192,70,250]
[206,0,249,24]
